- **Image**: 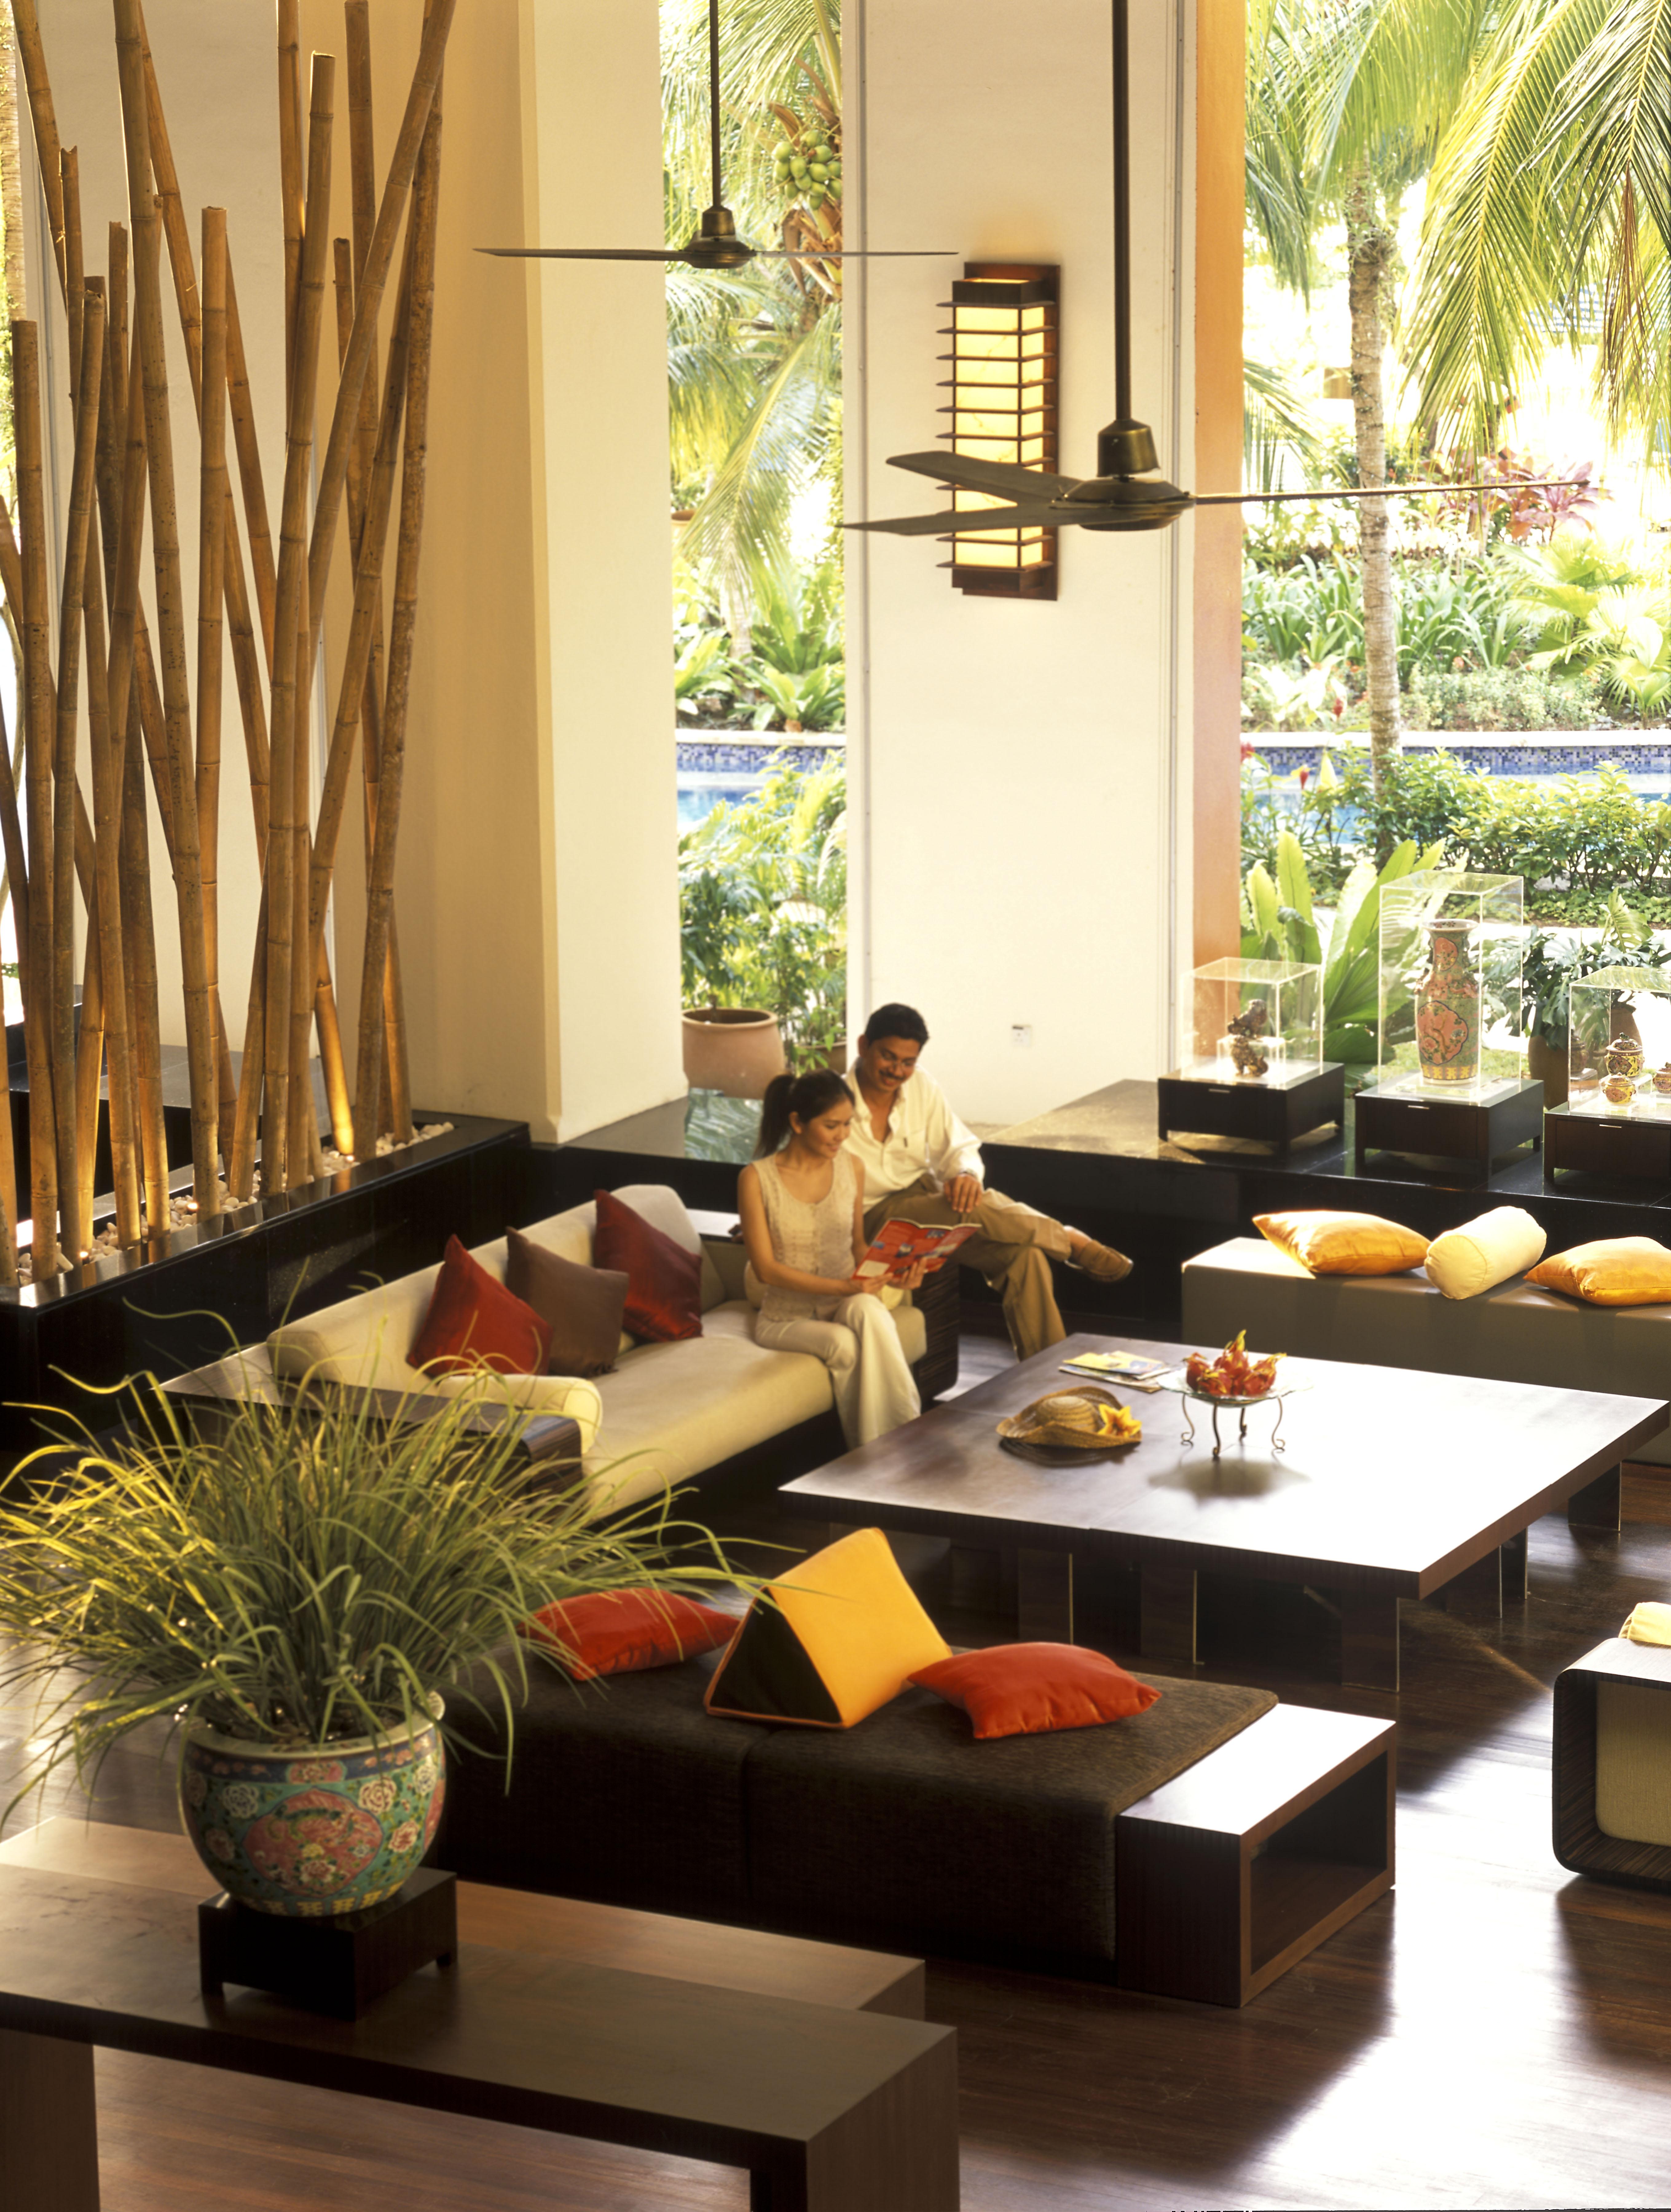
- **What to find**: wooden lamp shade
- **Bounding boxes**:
[939,262,1059,599]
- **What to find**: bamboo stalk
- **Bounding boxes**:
[198,210,229,1163]
[384,916,413,1141]
[356,86,441,1155]
[114,0,218,1222]
[0,686,24,1283]
[264,51,334,1194]
[72,930,104,1255]
[82,302,140,1252]
[136,5,199,403]
[277,0,302,382]
[106,299,148,787]
[307,0,455,663]
[346,0,375,284]
[60,147,82,398]
[227,876,267,1202]
[9,1,64,294]
[119,683,167,1230]
[223,254,277,675]
[51,289,106,1261]
[14,323,58,1277]
[286,583,314,1177]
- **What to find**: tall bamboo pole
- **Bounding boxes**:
[119,681,166,1229]
[14,324,57,1277]
[262,50,334,1193]
[197,210,233,1159]
[277,0,302,378]
[9,1,64,294]
[114,0,218,1222]
[357,85,441,1154]
[60,147,83,402]
[223,255,277,675]
[306,0,455,665]
[85,285,140,1251]
[51,290,106,1259]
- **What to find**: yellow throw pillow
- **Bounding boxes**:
[1423,1206,1547,1301]
[1526,1237,1671,1308]
[1253,1209,1429,1278]
[704,1526,952,1728]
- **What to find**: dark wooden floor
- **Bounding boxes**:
[10,1335,1671,2208]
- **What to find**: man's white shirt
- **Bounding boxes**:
[846,1070,985,1206]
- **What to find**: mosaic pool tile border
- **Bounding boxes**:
[675,735,845,775]
[1252,734,1671,778]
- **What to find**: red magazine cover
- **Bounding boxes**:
[855,1218,978,1279]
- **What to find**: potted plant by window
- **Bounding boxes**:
[1506,898,1657,1108]
[0,1379,737,1916]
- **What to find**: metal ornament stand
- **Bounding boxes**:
[1177,1392,1292,1460]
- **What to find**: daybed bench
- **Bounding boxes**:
[439,1645,1395,2007]
[234,1183,955,1513]
[1182,1235,1671,1499]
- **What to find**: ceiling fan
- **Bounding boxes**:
[853,0,1561,539]
[479,0,951,273]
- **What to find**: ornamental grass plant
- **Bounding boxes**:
[0,1371,743,1822]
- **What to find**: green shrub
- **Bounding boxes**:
[1403,665,1604,731]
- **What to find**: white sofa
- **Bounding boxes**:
[267,1183,927,1512]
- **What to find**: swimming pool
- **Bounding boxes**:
[677,773,768,830]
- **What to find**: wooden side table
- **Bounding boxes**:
[1554,1636,1671,1888]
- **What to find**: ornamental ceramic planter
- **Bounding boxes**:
[1414,920,1480,1086]
[682,1006,787,1099]
[178,1712,445,1917]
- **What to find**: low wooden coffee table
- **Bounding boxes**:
[781,1334,1669,1691]
[0,1820,957,2211]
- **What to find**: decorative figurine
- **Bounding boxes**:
[1603,1075,1636,1107]
[1601,1034,1645,1080]
[1415,920,1480,1085]
[1226,998,1270,1081]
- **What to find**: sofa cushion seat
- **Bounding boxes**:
[1182,1236,1671,1466]
[580,1301,918,1507]
[440,1650,1276,1968]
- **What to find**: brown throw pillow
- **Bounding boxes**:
[505,1228,627,1377]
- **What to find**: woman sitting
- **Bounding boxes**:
[739,1067,924,1448]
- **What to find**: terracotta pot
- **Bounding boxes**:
[179,1711,445,1918]
[1528,1033,1568,1109]
[682,1007,787,1099]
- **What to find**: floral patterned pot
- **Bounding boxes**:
[1414,920,1480,1086]
[179,1712,445,1917]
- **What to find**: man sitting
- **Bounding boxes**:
[846,1003,1131,1361]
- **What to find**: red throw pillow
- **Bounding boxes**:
[592,1190,703,1343]
[910,1644,1161,1740]
[409,1236,552,1376]
[520,1588,738,1681]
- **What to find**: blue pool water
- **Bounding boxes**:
[678,774,766,830]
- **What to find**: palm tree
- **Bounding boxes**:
[662,0,843,642]
[1246,0,1489,793]
[1401,1,1671,464]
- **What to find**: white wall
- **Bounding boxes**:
[848,0,1195,1126]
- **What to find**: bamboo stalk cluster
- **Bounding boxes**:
[0,0,454,1287]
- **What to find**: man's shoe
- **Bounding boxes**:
[1068,1239,1132,1283]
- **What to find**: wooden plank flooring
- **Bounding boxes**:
[7,1337,1671,2208]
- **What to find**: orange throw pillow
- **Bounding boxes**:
[1254,1209,1429,1277]
[1527,1237,1671,1308]
[409,1236,552,1376]
[520,1588,737,1680]
[910,1643,1160,1740]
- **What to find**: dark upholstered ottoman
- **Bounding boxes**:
[440,1651,1278,1972]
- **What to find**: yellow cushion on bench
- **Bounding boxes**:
[1254,1209,1429,1277]
[1527,1237,1671,1308]
[1424,1206,1547,1300]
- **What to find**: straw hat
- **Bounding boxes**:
[996,1386,1141,1454]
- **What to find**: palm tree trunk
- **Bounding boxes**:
[1346,165,1400,801]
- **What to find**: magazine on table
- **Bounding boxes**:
[855,1218,979,1279]
[1059,1349,1170,1383]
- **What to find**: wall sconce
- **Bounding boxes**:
[940,261,1059,599]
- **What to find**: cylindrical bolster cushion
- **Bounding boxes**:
[1424,1205,1547,1301]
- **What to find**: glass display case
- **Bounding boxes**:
[1179,958,1323,1090]
[1374,871,1526,1104]
[1567,966,1671,1116]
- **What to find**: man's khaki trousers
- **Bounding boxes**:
[862,1175,1071,1360]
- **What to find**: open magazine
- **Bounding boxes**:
[854,1218,979,1280]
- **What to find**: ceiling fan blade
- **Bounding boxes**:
[477,246,688,262]
[887,451,1080,501]
[848,503,1065,537]
[751,248,959,258]
[1195,479,1574,505]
